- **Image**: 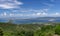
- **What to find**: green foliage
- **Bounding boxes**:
[55,25,60,35]
[0,22,60,36]
[0,28,3,36]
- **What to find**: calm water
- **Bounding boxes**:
[0,18,60,24]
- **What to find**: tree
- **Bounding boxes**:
[55,25,60,35]
[0,28,3,36]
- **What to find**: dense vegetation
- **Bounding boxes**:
[0,22,60,36]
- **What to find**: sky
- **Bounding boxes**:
[0,0,60,19]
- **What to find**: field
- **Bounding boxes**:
[0,22,60,36]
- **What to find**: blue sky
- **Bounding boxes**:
[0,0,60,18]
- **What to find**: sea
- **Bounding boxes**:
[0,17,60,24]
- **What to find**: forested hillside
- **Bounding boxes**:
[0,22,60,36]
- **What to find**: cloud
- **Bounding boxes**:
[32,12,60,17]
[51,12,60,17]
[0,0,58,19]
[0,12,8,18]
[2,8,60,18]
[0,8,49,17]
[12,8,49,13]
[36,13,41,16]
[34,12,48,17]
[0,12,60,18]
[1,12,7,16]
[0,0,23,9]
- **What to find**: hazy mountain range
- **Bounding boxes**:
[0,17,60,24]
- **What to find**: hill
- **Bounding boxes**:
[0,22,60,36]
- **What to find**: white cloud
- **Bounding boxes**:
[0,12,7,18]
[51,12,60,17]
[3,12,7,16]
[43,8,49,12]
[0,8,60,18]
[12,8,49,13]
[14,0,23,4]
[35,12,48,17]
[54,12,59,15]
[42,12,47,16]
[0,4,16,9]
[0,8,49,17]
[9,13,14,16]
[32,12,60,17]
[36,13,41,16]
[0,12,60,18]
[0,0,23,9]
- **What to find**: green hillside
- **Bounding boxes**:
[0,22,60,36]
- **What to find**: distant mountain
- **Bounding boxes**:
[0,17,60,24]
[13,17,60,24]
[18,17,60,20]
[33,17,60,20]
